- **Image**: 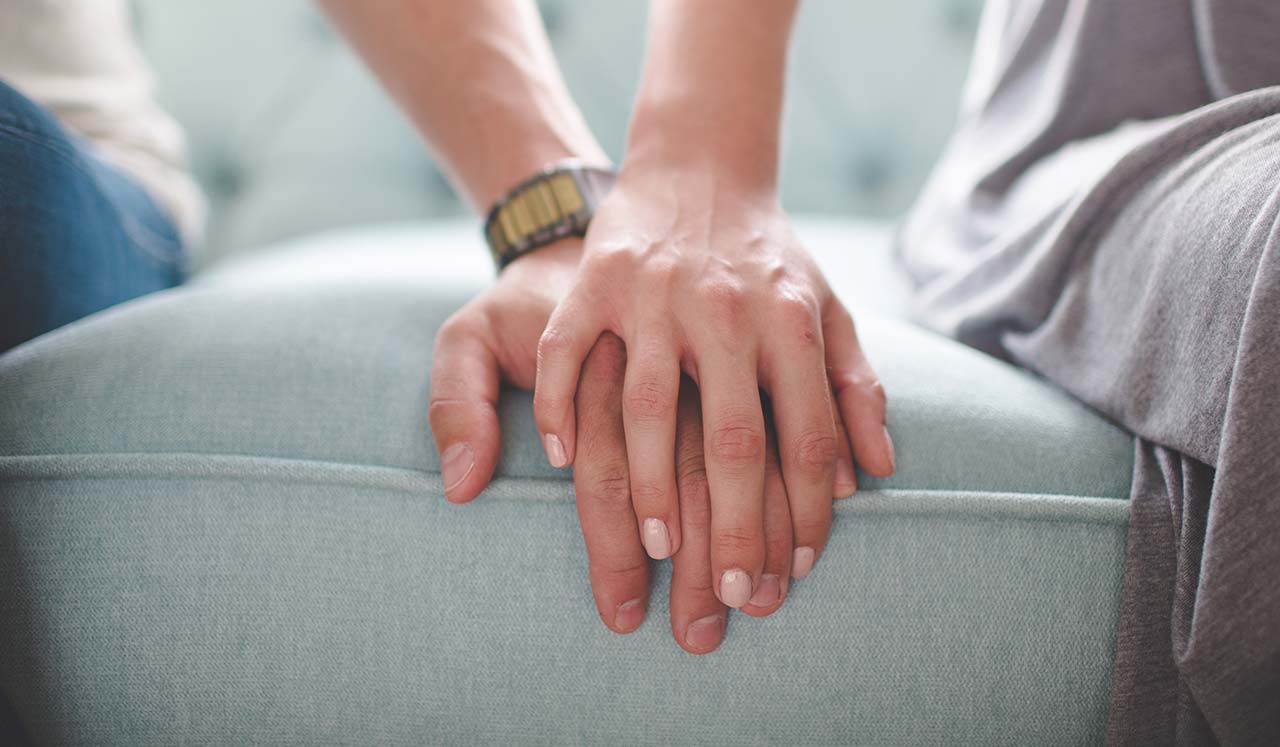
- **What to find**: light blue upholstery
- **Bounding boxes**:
[0,2,1140,744]
[1,220,1134,745]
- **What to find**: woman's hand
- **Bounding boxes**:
[533,165,896,609]
[573,334,806,654]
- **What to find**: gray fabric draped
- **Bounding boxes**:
[897,1,1280,743]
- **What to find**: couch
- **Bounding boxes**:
[0,1,1136,744]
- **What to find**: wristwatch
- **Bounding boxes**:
[483,159,617,270]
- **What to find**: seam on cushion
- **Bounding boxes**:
[0,453,1130,526]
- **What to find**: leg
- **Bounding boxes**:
[997,90,1280,744]
[0,79,185,353]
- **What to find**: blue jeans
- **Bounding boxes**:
[0,79,185,353]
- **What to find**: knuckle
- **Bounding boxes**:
[791,428,838,474]
[590,557,649,588]
[628,479,669,507]
[697,278,749,329]
[675,570,717,598]
[709,417,766,466]
[536,326,575,362]
[713,528,760,556]
[642,257,681,288]
[866,378,888,407]
[775,292,818,326]
[623,378,673,421]
[585,470,631,507]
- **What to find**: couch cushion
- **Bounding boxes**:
[0,217,1133,745]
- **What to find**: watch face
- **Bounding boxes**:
[485,164,616,267]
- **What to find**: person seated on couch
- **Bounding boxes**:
[1,0,1277,743]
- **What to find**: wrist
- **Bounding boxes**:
[500,235,584,276]
[623,103,780,194]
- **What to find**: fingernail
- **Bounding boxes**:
[440,442,474,496]
[641,518,672,559]
[748,574,781,607]
[686,614,724,652]
[543,433,568,468]
[834,458,857,497]
[792,546,816,579]
[614,598,645,633]
[719,569,752,608]
[884,427,897,473]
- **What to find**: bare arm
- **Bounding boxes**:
[627,0,799,191]
[316,0,608,210]
[534,0,895,608]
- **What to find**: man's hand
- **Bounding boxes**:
[574,334,802,653]
[427,238,583,502]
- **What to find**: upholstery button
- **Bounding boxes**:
[848,151,893,195]
[941,0,981,34]
[207,157,245,199]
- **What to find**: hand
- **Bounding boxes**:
[427,237,583,502]
[532,166,896,609]
[573,333,800,654]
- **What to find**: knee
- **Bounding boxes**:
[0,78,73,138]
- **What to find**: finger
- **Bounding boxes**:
[428,313,502,504]
[670,376,728,654]
[573,332,650,634]
[741,419,793,617]
[824,302,896,478]
[760,300,838,580]
[830,394,858,498]
[622,330,682,560]
[533,292,606,470]
[696,345,766,609]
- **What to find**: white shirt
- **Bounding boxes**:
[0,0,204,246]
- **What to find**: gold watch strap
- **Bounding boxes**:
[483,159,616,269]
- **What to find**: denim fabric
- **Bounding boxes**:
[0,79,184,353]
[0,224,1135,744]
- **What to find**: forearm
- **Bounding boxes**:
[317,0,608,211]
[626,0,800,192]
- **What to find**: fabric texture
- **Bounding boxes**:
[0,78,185,353]
[0,220,1136,745]
[0,0,204,246]
[898,0,1280,742]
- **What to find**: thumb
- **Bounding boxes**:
[428,314,503,503]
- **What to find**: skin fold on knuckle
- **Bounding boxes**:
[712,528,760,557]
[708,416,766,467]
[536,325,576,368]
[623,378,673,423]
[628,479,670,507]
[697,277,749,337]
[774,292,821,348]
[582,469,632,509]
[589,558,649,590]
[790,427,838,475]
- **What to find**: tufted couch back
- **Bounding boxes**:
[131,0,982,262]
